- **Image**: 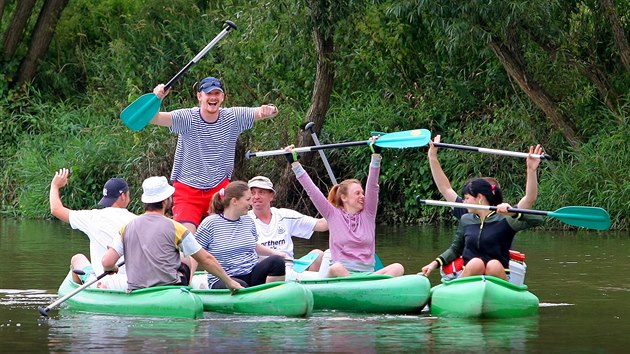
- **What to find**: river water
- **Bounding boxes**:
[0,219,628,353]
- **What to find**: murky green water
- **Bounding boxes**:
[1,219,628,352]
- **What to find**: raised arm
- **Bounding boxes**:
[428,135,458,202]
[517,144,543,209]
[149,84,174,127]
[49,168,72,223]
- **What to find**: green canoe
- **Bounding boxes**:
[57,272,204,319]
[192,281,314,317]
[429,275,539,318]
[296,274,431,314]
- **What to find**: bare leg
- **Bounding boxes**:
[266,275,285,283]
[374,263,404,276]
[70,254,91,284]
[460,258,485,278]
[485,260,508,280]
[306,249,324,272]
[328,263,350,278]
[182,222,197,234]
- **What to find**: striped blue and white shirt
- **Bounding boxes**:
[169,107,256,189]
[195,213,259,287]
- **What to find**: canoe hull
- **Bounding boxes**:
[298,274,431,314]
[192,281,314,317]
[57,272,204,319]
[430,275,539,318]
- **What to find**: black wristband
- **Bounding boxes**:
[285,152,298,164]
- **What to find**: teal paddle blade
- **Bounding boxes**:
[374,253,384,271]
[548,206,611,230]
[375,129,431,148]
[292,252,320,273]
[120,93,162,131]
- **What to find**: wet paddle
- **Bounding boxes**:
[416,198,612,231]
[288,253,320,273]
[120,20,237,131]
[245,128,432,159]
[38,261,125,317]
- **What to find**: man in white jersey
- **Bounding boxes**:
[49,168,136,285]
[102,176,243,292]
[150,76,278,234]
[247,176,328,271]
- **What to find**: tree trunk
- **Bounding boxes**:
[0,0,7,25]
[488,36,581,148]
[2,0,37,60]
[17,0,69,84]
[600,0,630,72]
[276,25,336,208]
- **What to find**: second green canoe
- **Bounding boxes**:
[296,274,431,314]
[192,281,314,317]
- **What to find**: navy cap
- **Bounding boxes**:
[98,178,129,207]
[198,76,224,93]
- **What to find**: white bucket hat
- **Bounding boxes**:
[141,176,175,203]
[247,176,275,193]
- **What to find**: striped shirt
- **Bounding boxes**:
[170,107,256,189]
[195,213,259,287]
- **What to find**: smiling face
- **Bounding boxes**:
[231,189,252,216]
[250,187,274,213]
[340,182,364,213]
[197,89,224,118]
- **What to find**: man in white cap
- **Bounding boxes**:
[49,168,136,285]
[102,176,243,292]
[150,76,278,234]
[247,175,328,272]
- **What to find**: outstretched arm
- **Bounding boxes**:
[428,135,458,202]
[50,168,72,223]
[254,105,278,121]
[192,249,244,292]
[517,144,543,209]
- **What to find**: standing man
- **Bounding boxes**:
[102,176,243,292]
[151,76,278,233]
[49,168,136,285]
[247,176,328,272]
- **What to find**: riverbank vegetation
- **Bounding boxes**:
[1,0,627,229]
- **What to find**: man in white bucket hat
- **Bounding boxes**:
[102,176,243,292]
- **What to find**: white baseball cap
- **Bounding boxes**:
[141,176,175,203]
[247,176,275,193]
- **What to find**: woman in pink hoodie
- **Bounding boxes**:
[285,141,404,278]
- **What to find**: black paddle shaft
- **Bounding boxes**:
[164,20,237,89]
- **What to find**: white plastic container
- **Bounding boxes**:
[318,249,332,278]
[508,250,527,286]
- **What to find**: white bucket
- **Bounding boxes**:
[508,260,527,286]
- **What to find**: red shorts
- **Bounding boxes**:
[172,179,230,226]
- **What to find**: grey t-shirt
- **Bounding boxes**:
[111,213,201,291]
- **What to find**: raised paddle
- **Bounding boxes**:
[38,261,125,317]
[416,198,612,231]
[245,128,432,159]
[120,20,237,131]
[432,142,552,160]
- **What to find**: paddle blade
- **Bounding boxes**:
[292,253,320,273]
[120,93,162,131]
[549,206,612,230]
[375,129,431,149]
